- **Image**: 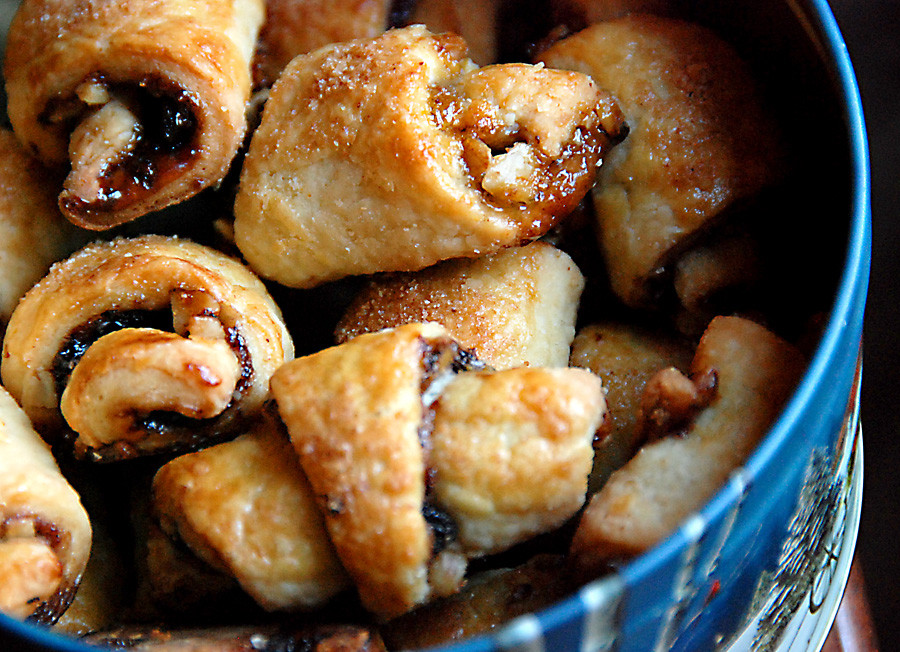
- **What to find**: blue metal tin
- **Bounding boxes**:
[427,0,872,649]
[0,0,870,649]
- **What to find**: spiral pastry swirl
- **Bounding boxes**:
[4,0,264,229]
[0,386,91,624]
[1,235,293,461]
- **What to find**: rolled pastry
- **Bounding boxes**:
[0,130,85,325]
[254,0,392,87]
[1,235,293,461]
[336,241,585,370]
[271,323,604,618]
[152,408,350,611]
[4,0,265,229]
[234,25,626,288]
[569,322,692,492]
[539,15,786,307]
[570,316,805,569]
[430,366,603,555]
[0,385,91,624]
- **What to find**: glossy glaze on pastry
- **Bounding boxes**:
[4,0,264,229]
[234,25,625,288]
[0,386,91,624]
[1,235,293,461]
[539,14,786,307]
[336,241,585,370]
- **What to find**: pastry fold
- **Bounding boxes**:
[569,322,692,491]
[539,15,786,308]
[4,0,265,229]
[151,409,350,611]
[234,25,625,288]
[336,241,585,370]
[1,235,293,461]
[0,386,91,624]
[271,323,604,618]
[570,316,805,569]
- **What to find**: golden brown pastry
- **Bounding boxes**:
[271,323,604,618]
[1,235,293,461]
[254,0,392,87]
[0,130,86,325]
[570,316,805,570]
[671,231,762,335]
[430,367,603,554]
[151,409,350,612]
[539,15,786,308]
[569,322,692,492]
[234,25,626,289]
[4,0,265,229]
[0,385,92,624]
[336,241,585,370]
[271,323,475,618]
[408,0,501,65]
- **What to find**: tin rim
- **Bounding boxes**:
[429,0,872,646]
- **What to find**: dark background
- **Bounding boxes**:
[829,0,900,649]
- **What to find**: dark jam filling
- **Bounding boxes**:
[422,503,458,556]
[122,88,197,192]
[54,78,198,218]
[417,338,486,556]
[51,309,172,398]
[52,309,255,458]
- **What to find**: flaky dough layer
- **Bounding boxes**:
[539,15,785,307]
[0,386,92,623]
[234,25,624,288]
[4,0,264,229]
[1,235,292,460]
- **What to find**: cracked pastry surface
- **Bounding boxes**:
[151,409,350,612]
[271,323,604,618]
[336,241,585,370]
[539,14,786,307]
[234,25,625,288]
[4,0,264,229]
[570,316,805,569]
[0,386,91,624]
[0,235,293,461]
